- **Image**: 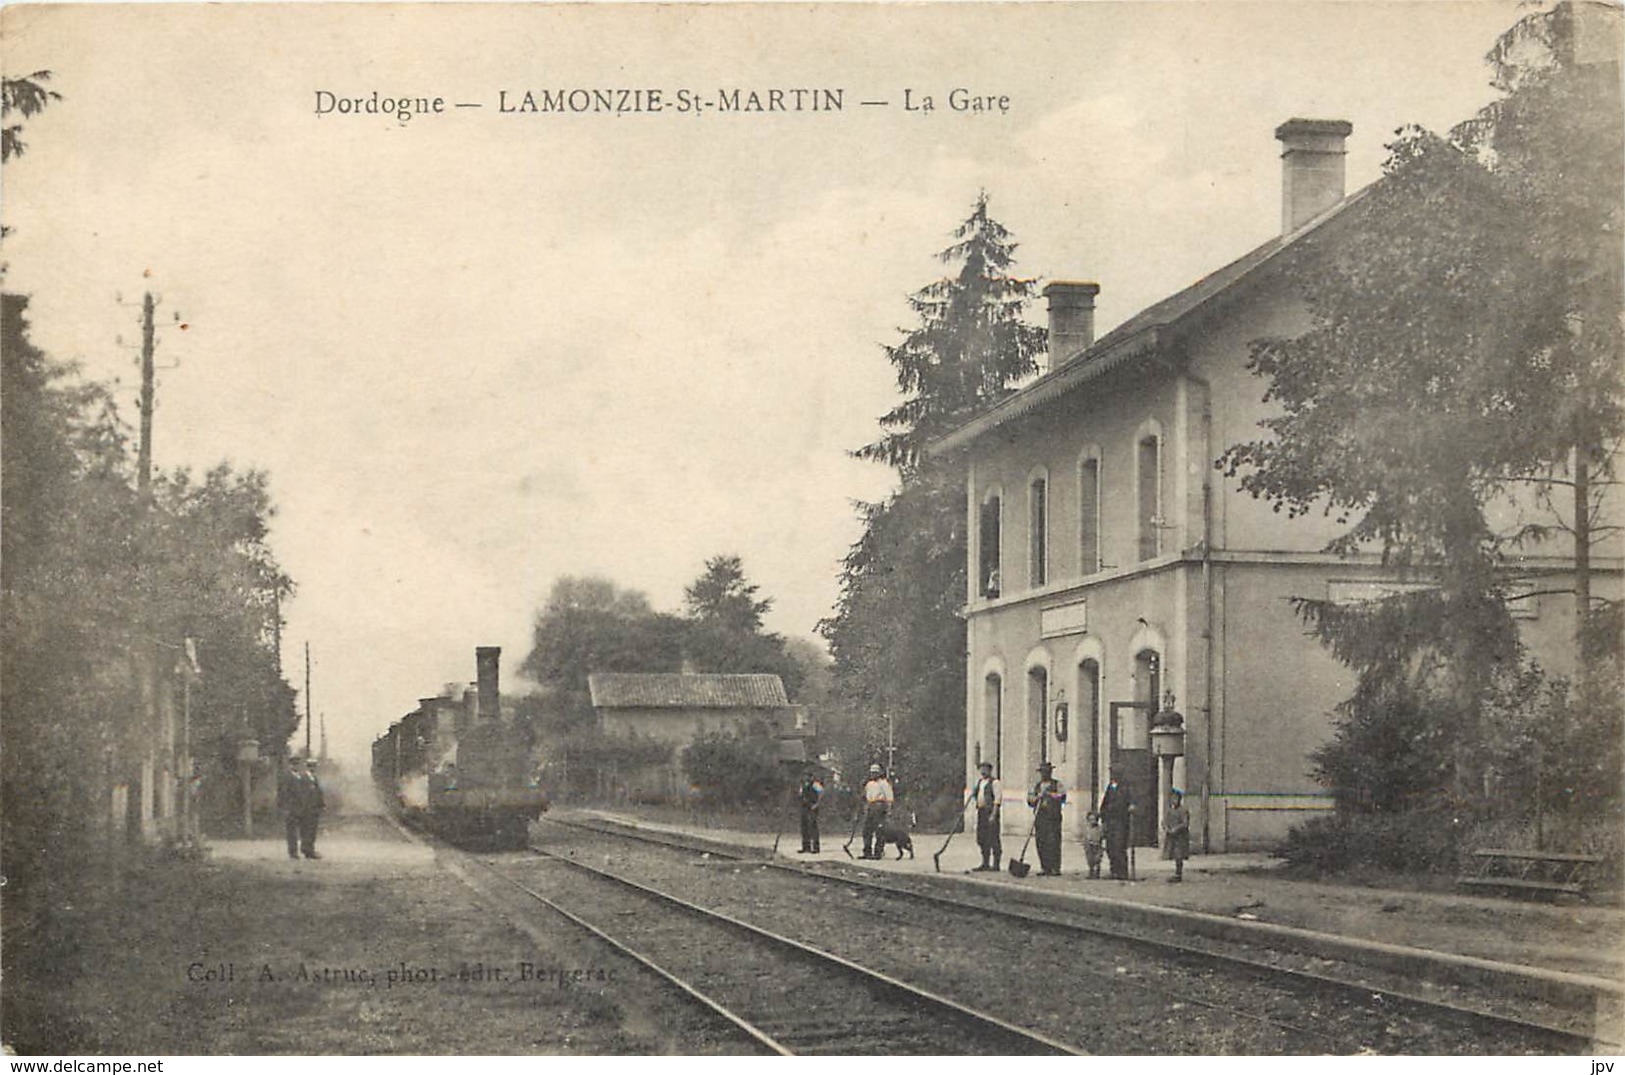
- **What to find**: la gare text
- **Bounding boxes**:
[313,88,1011,125]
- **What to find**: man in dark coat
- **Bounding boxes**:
[1099,769,1133,881]
[797,767,824,853]
[277,756,325,860]
[1027,762,1067,876]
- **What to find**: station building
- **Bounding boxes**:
[930,118,1618,853]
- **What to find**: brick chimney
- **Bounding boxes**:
[475,646,501,721]
[1274,118,1352,234]
[1042,281,1101,371]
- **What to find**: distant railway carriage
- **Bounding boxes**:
[372,646,547,847]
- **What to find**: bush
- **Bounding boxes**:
[1277,809,1623,897]
[680,731,787,805]
[1275,810,1468,876]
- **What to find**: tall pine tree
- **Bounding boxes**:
[822,194,1045,810]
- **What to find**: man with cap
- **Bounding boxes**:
[970,761,1003,871]
[1099,769,1134,880]
[860,763,894,860]
[797,765,824,854]
[1027,761,1067,876]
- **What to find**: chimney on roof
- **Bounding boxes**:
[1042,281,1101,372]
[1275,118,1352,234]
[475,646,501,721]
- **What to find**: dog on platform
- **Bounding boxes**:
[876,814,915,860]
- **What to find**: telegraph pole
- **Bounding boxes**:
[304,643,313,758]
[137,292,156,498]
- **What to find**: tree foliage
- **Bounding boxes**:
[823,194,1045,802]
[856,192,1047,474]
[519,564,804,799]
[680,729,784,805]
[1221,2,1622,816]
[1,71,60,163]
[2,293,297,908]
[683,554,771,633]
[680,554,803,696]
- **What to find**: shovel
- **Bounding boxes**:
[1008,810,1040,878]
[932,791,976,873]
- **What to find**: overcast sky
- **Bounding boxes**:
[2,1,1523,763]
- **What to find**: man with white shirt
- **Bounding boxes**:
[860,763,894,860]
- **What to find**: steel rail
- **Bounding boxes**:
[520,843,1084,1055]
[384,810,788,1054]
[471,857,792,1055]
[540,819,1332,1050]
[545,815,1612,1053]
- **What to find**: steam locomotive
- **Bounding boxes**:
[372,646,548,847]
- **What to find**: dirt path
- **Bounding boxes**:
[3,815,730,1054]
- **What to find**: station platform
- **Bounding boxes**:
[571,809,1625,1000]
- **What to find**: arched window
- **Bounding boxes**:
[1137,432,1162,561]
[1079,454,1101,575]
[1029,475,1048,587]
[979,492,1002,597]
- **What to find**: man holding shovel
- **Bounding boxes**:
[971,761,1003,872]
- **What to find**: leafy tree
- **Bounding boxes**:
[1,71,59,163]
[518,576,685,798]
[1220,2,1622,810]
[2,292,297,890]
[679,554,803,696]
[2,293,136,902]
[520,576,685,722]
[824,193,1045,804]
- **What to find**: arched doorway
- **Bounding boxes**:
[982,673,1003,776]
[1077,658,1101,816]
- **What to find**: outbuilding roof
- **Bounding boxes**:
[587,672,790,709]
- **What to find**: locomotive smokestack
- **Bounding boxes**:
[475,646,501,721]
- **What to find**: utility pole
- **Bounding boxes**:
[137,292,156,498]
[304,642,313,758]
[886,711,896,775]
[121,291,158,849]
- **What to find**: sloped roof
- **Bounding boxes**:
[588,673,789,709]
[927,185,1375,456]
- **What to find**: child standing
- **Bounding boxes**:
[1083,811,1105,879]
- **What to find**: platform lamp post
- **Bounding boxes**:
[1150,691,1186,843]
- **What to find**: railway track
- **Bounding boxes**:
[465,845,1081,1055]
[543,815,1615,1054]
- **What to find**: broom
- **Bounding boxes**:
[931,790,976,873]
[842,804,863,859]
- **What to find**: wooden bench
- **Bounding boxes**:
[1457,848,1603,899]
